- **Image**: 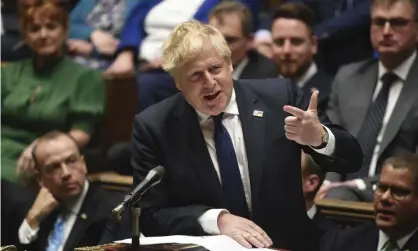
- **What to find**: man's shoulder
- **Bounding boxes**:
[135,93,182,125]
[336,58,378,79]
[333,223,378,248]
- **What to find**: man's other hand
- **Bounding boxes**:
[218,212,273,248]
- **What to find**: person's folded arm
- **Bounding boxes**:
[132,115,214,237]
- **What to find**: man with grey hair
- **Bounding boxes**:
[131,20,362,251]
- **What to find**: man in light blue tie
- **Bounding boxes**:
[17,131,118,251]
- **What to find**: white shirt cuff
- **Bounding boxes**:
[311,126,335,156]
[354,179,367,190]
[198,209,228,235]
[18,219,40,244]
[322,180,331,186]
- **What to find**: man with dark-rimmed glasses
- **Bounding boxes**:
[321,154,418,251]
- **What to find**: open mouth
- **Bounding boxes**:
[376,209,396,217]
[203,91,221,101]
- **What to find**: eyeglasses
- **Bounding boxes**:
[42,154,83,176]
[372,17,414,30]
[372,182,412,201]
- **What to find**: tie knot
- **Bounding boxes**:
[213,112,224,126]
[381,72,398,87]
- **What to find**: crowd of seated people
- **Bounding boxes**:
[1,0,418,250]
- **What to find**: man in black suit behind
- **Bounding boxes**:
[271,3,333,112]
[131,20,362,251]
[208,2,278,80]
[301,152,335,232]
[321,154,418,251]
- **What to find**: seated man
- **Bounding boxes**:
[271,3,333,111]
[301,152,335,232]
[321,154,418,251]
[208,2,278,80]
[131,20,362,251]
[321,0,418,202]
[17,131,118,251]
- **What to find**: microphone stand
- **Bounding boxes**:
[131,206,141,251]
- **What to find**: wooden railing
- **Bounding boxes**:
[315,198,375,227]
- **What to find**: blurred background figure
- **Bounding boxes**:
[208,1,278,80]
[1,0,105,184]
[320,0,418,202]
[67,0,138,70]
[321,154,418,251]
[271,3,332,111]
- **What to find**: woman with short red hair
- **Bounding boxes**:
[1,0,105,183]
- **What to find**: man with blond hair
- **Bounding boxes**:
[131,20,362,251]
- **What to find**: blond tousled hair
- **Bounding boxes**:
[162,20,231,75]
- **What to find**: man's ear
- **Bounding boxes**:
[35,169,44,187]
[307,174,320,193]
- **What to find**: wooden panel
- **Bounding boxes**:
[88,171,133,192]
[97,77,138,150]
[315,198,375,226]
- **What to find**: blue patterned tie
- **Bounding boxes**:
[213,113,249,218]
[46,214,65,251]
[350,72,398,179]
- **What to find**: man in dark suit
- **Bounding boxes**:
[321,154,418,251]
[301,153,335,232]
[131,20,362,251]
[319,0,418,202]
[16,131,117,251]
[271,3,332,112]
[287,0,373,75]
[208,1,278,80]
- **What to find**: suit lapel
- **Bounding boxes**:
[379,57,418,156]
[63,186,97,251]
[403,230,418,250]
[234,82,267,206]
[351,62,379,137]
[173,97,224,204]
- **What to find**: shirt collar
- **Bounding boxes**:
[196,88,239,124]
[295,63,318,88]
[378,228,418,250]
[63,180,89,215]
[307,204,317,220]
[378,51,417,81]
[232,57,249,80]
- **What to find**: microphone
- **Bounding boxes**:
[112,165,165,220]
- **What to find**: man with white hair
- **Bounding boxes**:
[131,20,362,251]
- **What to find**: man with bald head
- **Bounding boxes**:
[17,131,117,251]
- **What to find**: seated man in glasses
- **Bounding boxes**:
[321,154,418,251]
[16,131,118,251]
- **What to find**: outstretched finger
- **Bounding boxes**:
[283,105,305,119]
[232,234,252,249]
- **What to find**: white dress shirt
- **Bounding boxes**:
[355,51,416,190]
[19,181,89,251]
[232,57,249,80]
[306,205,317,220]
[196,88,336,234]
[295,63,318,88]
[377,228,418,251]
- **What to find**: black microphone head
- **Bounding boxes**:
[153,165,165,177]
[144,165,165,187]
